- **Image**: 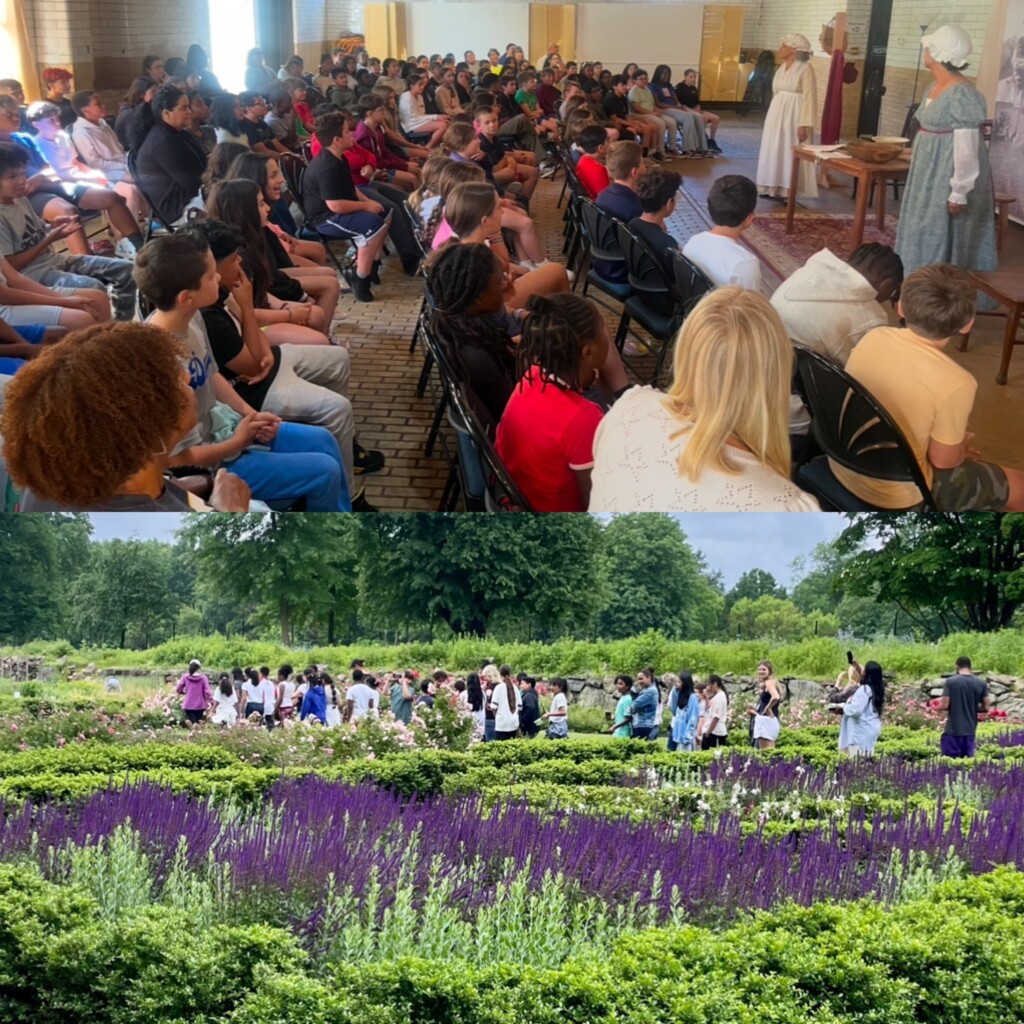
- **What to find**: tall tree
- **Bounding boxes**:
[71,539,177,648]
[836,513,1024,636]
[0,516,61,643]
[181,514,357,644]
[355,513,604,636]
[595,514,723,639]
[726,568,786,610]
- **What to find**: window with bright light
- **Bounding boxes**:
[209,0,256,94]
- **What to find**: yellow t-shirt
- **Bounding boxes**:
[829,326,977,508]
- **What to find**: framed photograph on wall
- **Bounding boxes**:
[990,0,1024,225]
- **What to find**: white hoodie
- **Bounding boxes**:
[772,248,889,435]
[771,248,888,366]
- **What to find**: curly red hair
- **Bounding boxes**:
[1,322,189,508]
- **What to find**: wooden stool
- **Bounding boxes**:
[995,193,1015,257]
[959,270,1024,385]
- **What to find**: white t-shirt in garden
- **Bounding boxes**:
[241,680,263,705]
[278,680,296,709]
[589,388,819,512]
[347,682,378,719]
[705,691,728,736]
[259,677,277,715]
[490,681,522,732]
[550,692,568,721]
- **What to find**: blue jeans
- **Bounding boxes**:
[37,254,136,321]
[484,719,496,742]
[230,422,351,511]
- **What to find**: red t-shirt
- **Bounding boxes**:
[495,365,605,511]
[575,153,610,200]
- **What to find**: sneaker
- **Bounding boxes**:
[351,488,377,512]
[353,441,385,475]
[708,138,722,153]
[651,151,665,162]
[114,238,137,261]
[539,163,557,179]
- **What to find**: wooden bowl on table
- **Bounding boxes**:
[843,140,907,163]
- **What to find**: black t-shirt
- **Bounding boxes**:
[676,82,700,108]
[942,673,988,736]
[629,217,678,316]
[200,290,281,409]
[239,117,272,148]
[602,92,629,120]
[496,92,519,123]
[302,149,359,226]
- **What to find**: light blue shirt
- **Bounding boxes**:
[838,684,881,753]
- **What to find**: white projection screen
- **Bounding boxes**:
[575,4,703,72]
[406,3,530,60]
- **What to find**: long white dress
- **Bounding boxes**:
[756,60,818,198]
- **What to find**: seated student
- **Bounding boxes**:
[226,151,336,285]
[372,86,430,164]
[427,241,520,422]
[675,68,720,152]
[2,320,254,511]
[133,85,208,226]
[535,66,561,119]
[398,71,450,148]
[0,249,111,329]
[496,293,611,511]
[558,81,584,122]
[278,55,305,81]
[629,167,682,317]
[282,78,315,135]
[26,102,144,254]
[263,87,300,150]
[0,142,136,320]
[591,140,644,284]
[354,94,421,189]
[0,79,30,132]
[474,103,538,200]
[191,219,380,502]
[302,111,391,302]
[589,288,820,512]
[495,75,544,160]
[682,174,761,290]
[134,231,355,511]
[771,243,903,365]
[438,181,569,307]
[185,89,216,155]
[579,79,620,142]
[439,124,546,266]
[628,69,672,160]
[327,67,357,111]
[205,179,329,342]
[574,124,610,200]
[0,317,67,376]
[630,167,681,268]
[829,263,1024,512]
[238,92,291,155]
[114,77,157,149]
[433,67,463,117]
[209,93,250,147]
[41,68,76,130]
[649,64,708,157]
[514,71,560,141]
[69,90,148,221]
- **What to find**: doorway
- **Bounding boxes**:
[209,0,257,93]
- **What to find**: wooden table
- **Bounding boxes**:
[960,271,1024,385]
[785,147,911,250]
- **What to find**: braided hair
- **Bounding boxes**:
[425,241,514,380]
[516,293,603,392]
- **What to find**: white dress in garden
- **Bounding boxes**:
[756,60,818,198]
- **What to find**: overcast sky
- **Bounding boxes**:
[87,513,848,590]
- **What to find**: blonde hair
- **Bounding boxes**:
[662,287,792,483]
[441,121,476,155]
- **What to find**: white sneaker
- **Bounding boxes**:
[539,163,557,179]
[114,238,137,261]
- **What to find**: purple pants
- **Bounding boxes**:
[940,734,976,758]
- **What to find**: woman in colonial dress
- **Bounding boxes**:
[755,34,818,200]
[894,26,997,293]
